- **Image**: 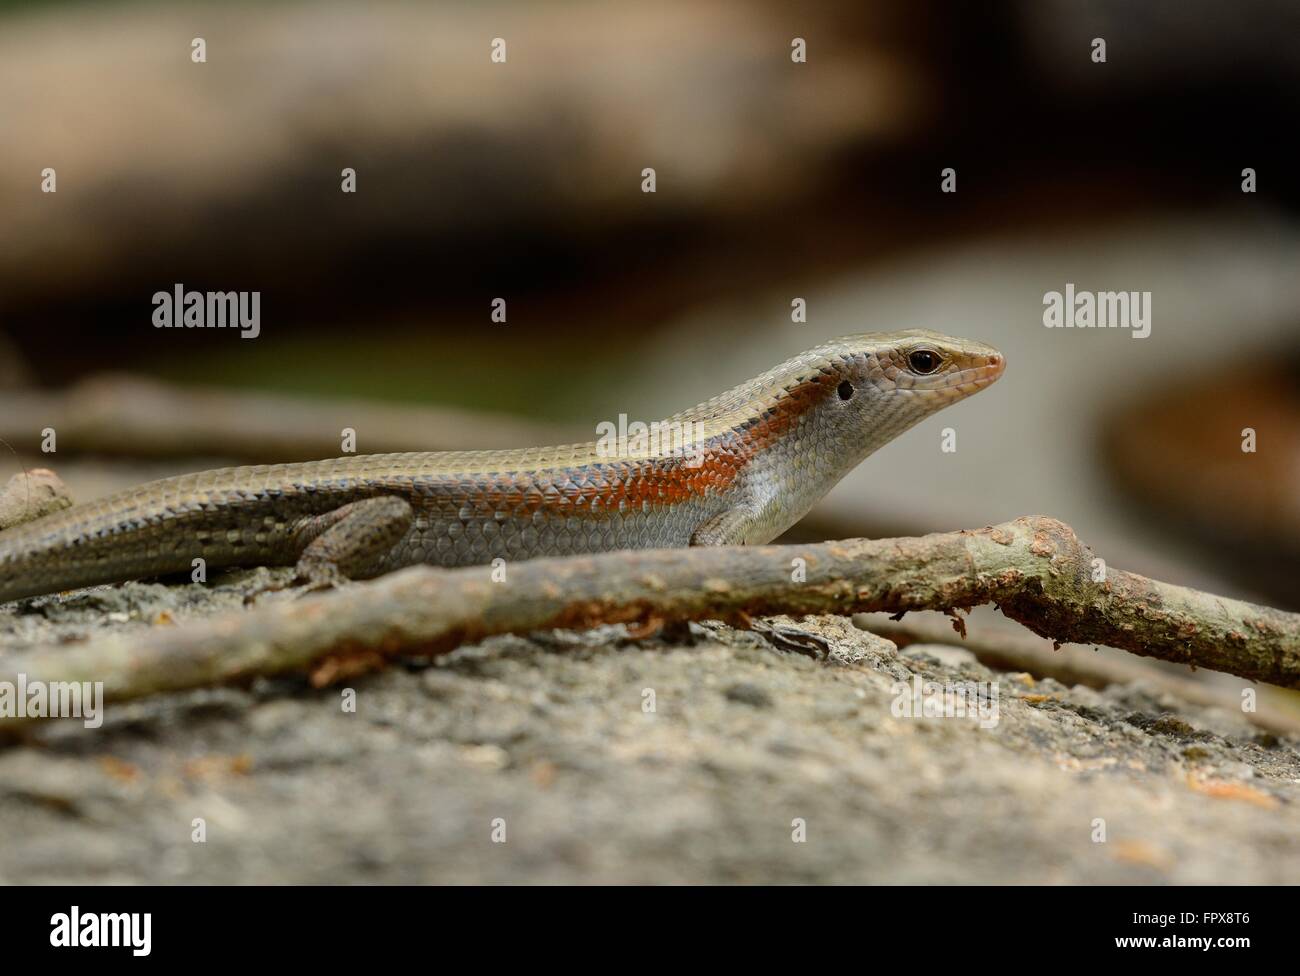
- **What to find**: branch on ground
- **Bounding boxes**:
[853,612,1300,736]
[2,516,1298,730]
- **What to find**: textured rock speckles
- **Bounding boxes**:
[1,583,1297,883]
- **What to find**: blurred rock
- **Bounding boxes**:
[1102,352,1300,608]
[0,0,916,316]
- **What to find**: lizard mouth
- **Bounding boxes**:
[949,356,1005,398]
[971,351,1006,386]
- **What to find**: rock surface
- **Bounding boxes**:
[1,581,1297,884]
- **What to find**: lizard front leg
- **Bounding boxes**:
[690,503,832,657]
[646,504,752,646]
[689,506,759,547]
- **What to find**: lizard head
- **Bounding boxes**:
[848,328,1003,401]
[802,329,1005,452]
[670,329,1005,545]
[671,327,1004,474]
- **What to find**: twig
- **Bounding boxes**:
[2,517,1299,730]
[854,612,1300,736]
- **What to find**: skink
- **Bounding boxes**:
[0,330,1004,603]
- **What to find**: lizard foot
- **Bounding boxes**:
[290,565,350,597]
[750,620,832,659]
[237,567,305,606]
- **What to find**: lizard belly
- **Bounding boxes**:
[372,491,727,570]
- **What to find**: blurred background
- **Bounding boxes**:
[1,1,1298,625]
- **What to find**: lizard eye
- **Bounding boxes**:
[907,349,942,375]
[837,380,854,400]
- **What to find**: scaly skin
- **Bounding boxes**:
[0,330,1004,603]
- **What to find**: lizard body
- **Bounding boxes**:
[0,330,1003,603]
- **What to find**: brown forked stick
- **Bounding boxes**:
[1,516,1297,730]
